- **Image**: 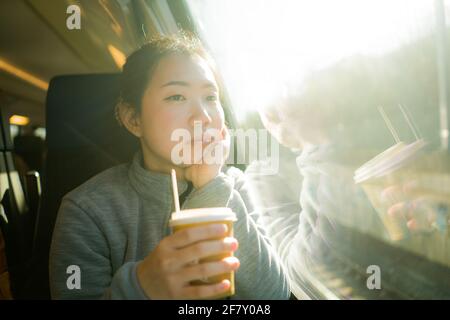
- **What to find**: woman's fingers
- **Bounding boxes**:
[202,139,230,165]
[181,257,240,283]
[388,199,437,233]
[407,218,418,231]
[203,126,230,164]
[387,202,407,220]
[165,223,228,249]
[181,280,231,299]
[220,126,231,159]
[380,185,404,206]
[175,237,238,266]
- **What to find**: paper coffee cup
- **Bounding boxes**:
[169,207,237,299]
[355,140,427,240]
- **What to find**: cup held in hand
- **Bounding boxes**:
[169,207,237,299]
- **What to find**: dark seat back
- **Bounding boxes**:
[30,73,139,299]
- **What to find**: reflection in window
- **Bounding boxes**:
[189,0,450,299]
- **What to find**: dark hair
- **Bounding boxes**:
[116,32,216,125]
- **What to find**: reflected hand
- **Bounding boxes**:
[382,181,449,235]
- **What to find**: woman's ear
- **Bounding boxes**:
[116,102,142,138]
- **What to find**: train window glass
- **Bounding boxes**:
[187,0,450,299]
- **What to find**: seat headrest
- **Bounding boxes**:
[46,73,139,158]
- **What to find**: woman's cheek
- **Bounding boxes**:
[213,105,226,130]
[140,113,173,157]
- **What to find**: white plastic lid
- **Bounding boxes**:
[370,139,426,177]
[169,207,237,227]
[355,142,406,177]
[354,139,427,184]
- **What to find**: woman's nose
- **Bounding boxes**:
[189,101,213,127]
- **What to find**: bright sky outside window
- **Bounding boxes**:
[188,0,436,122]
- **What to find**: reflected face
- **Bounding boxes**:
[137,53,225,166]
[260,106,304,149]
[260,97,333,150]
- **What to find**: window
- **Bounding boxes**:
[187,0,450,299]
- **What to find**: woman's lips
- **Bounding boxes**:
[184,127,223,148]
[192,131,220,144]
[190,138,212,146]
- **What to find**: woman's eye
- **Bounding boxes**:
[206,95,218,102]
[165,94,186,102]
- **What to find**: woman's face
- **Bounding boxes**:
[260,106,304,150]
[260,97,331,150]
[135,53,225,167]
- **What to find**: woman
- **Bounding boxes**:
[49,34,290,300]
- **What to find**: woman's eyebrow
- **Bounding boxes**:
[161,80,218,90]
[161,80,189,88]
[203,82,218,91]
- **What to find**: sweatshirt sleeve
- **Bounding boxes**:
[49,198,148,300]
[182,168,291,300]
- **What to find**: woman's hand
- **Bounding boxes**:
[184,127,230,189]
[136,223,239,300]
[382,181,448,234]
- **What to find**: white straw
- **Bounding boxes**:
[398,104,422,141]
[378,106,401,144]
[171,169,180,212]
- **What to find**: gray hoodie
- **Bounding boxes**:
[49,151,290,299]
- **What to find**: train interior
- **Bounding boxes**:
[0,0,450,300]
